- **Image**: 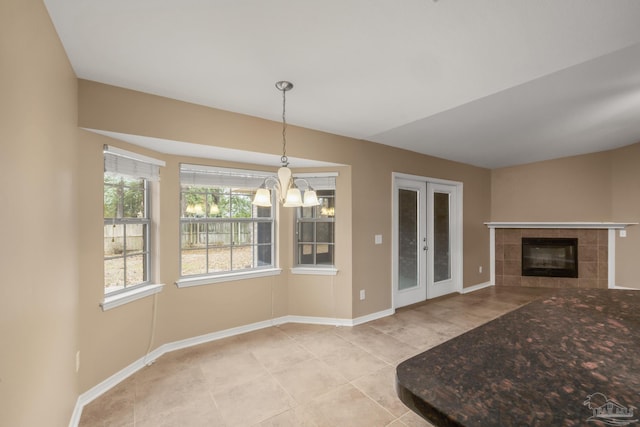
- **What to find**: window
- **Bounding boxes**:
[103,146,163,296]
[104,175,149,293]
[179,165,275,279]
[295,175,336,267]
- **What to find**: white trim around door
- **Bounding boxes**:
[392,173,463,308]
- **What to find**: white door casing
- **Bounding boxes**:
[393,173,463,308]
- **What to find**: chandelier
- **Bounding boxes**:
[252,81,320,208]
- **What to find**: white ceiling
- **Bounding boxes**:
[44,0,640,169]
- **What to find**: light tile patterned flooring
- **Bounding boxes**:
[79,286,553,427]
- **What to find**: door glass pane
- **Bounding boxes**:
[434,192,451,282]
[398,189,418,291]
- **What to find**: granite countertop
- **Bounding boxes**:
[396,288,640,427]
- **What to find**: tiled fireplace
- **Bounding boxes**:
[486,223,632,289]
[495,228,607,288]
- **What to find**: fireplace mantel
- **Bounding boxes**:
[485,222,637,289]
[485,222,637,229]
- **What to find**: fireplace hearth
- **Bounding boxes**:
[522,237,578,278]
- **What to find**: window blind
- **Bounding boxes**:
[180,164,270,188]
[294,173,337,190]
[104,146,164,181]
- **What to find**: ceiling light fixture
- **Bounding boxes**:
[252,81,320,208]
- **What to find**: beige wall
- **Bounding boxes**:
[0,1,79,426]
[77,80,491,392]
[611,143,640,287]
[491,145,640,288]
[491,151,613,222]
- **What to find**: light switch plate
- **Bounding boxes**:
[374,234,383,244]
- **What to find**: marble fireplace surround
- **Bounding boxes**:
[485,222,636,289]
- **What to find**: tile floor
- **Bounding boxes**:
[79,286,553,427]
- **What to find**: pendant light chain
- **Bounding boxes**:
[251,80,320,208]
[281,85,289,167]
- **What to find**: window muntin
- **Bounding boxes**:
[180,176,274,278]
[296,189,335,266]
[103,174,150,295]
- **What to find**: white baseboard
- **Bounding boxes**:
[68,353,150,427]
[277,308,394,327]
[610,285,640,290]
[68,402,83,427]
[158,319,278,356]
[69,308,395,426]
[351,308,395,325]
[275,315,353,327]
[461,281,493,294]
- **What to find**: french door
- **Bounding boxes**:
[393,176,461,308]
[426,182,458,299]
[394,179,427,308]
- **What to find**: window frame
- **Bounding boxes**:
[293,174,337,271]
[103,176,152,296]
[177,165,278,285]
[101,145,165,310]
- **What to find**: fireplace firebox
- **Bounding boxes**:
[522,238,578,278]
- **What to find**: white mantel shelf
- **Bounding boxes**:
[485,222,637,229]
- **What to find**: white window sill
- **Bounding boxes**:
[101,283,164,311]
[175,268,282,288]
[291,267,338,276]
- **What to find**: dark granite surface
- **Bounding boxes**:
[396,289,640,427]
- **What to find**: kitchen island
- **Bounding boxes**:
[396,288,640,426]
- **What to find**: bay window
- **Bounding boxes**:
[179,165,275,282]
